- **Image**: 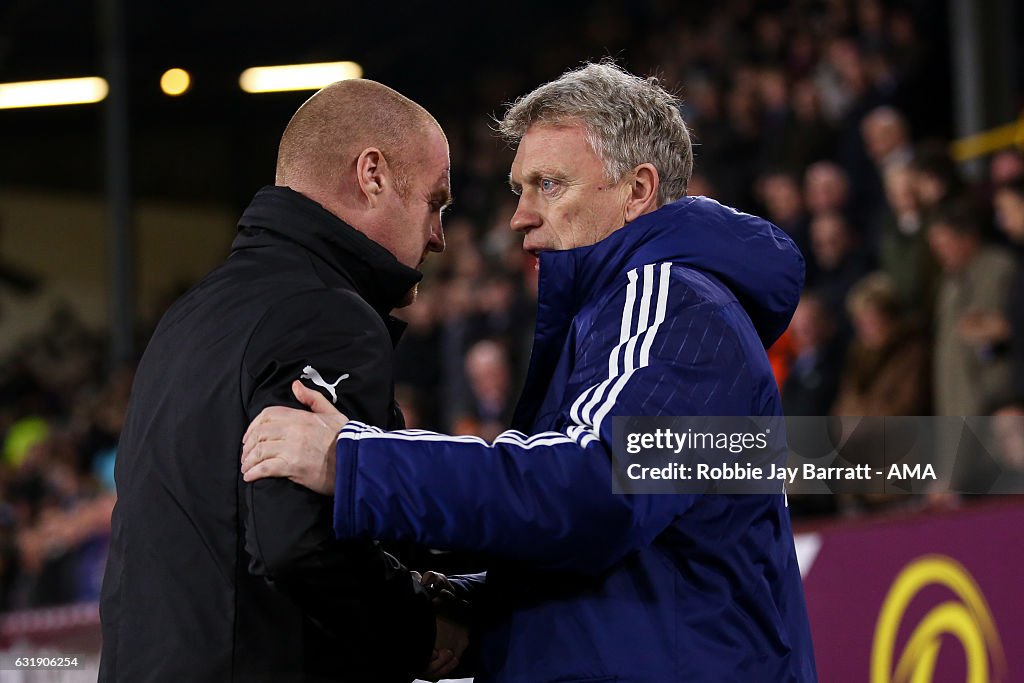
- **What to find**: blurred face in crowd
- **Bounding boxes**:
[789,297,833,352]
[759,173,804,224]
[883,165,918,215]
[861,109,907,165]
[810,213,852,270]
[990,151,1024,186]
[791,79,822,122]
[804,163,849,214]
[508,121,641,264]
[927,222,977,273]
[465,340,511,405]
[994,188,1024,243]
[992,405,1024,470]
[911,170,947,208]
[851,304,892,350]
[828,38,867,91]
[758,69,788,111]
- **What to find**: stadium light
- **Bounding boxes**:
[160,68,191,96]
[0,77,109,109]
[239,61,363,94]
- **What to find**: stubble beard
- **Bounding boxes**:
[399,283,419,308]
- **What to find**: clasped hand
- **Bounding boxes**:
[241,380,349,494]
[241,383,470,678]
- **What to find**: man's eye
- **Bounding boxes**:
[540,179,557,193]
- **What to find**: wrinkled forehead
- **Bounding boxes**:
[509,121,595,177]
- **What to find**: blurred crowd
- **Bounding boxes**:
[0,310,123,611]
[2,0,1024,610]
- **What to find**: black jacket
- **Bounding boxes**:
[100,186,435,682]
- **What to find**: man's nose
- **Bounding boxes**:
[510,197,541,233]
[428,223,445,253]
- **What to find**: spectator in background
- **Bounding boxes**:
[832,273,929,416]
[755,67,793,167]
[454,339,515,441]
[437,275,490,431]
[861,107,913,172]
[861,106,914,248]
[815,36,863,124]
[911,142,964,223]
[819,37,895,222]
[929,202,1017,415]
[987,398,1024,493]
[808,211,872,327]
[804,161,857,238]
[992,179,1024,392]
[804,161,850,217]
[393,288,443,427]
[954,396,1024,497]
[783,291,844,416]
[717,72,763,207]
[474,272,535,362]
[757,169,811,263]
[878,163,937,314]
[990,149,1024,188]
[786,79,838,169]
[856,0,888,54]
[0,503,14,610]
[886,7,926,92]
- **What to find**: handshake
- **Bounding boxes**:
[412,570,471,681]
[241,383,471,680]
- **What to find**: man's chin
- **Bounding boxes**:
[398,283,419,308]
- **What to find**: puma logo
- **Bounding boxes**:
[300,365,349,404]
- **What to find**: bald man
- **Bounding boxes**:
[99,80,461,682]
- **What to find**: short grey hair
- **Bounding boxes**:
[498,61,693,205]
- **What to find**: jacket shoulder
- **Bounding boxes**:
[242,287,390,369]
[256,287,384,334]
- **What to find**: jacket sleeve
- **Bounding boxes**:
[241,289,434,676]
[332,264,761,575]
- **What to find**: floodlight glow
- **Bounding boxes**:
[239,61,363,93]
[160,68,191,96]
[0,77,109,109]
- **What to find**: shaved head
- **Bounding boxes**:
[272,79,450,282]
[275,79,441,199]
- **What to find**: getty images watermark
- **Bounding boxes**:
[611,416,1024,495]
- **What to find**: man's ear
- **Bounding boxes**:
[623,163,660,223]
[355,147,388,205]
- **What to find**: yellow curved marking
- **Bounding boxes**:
[871,555,1007,683]
[893,602,987,683]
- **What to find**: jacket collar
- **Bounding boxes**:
[535,195,804,347]
[534,201,685,319]
[512,206,674,430]
[512,196,804,429]
[234,185,422,315]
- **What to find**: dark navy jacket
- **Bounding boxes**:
[331,196,818,682]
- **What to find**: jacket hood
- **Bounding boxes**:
[539,195,805,348]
